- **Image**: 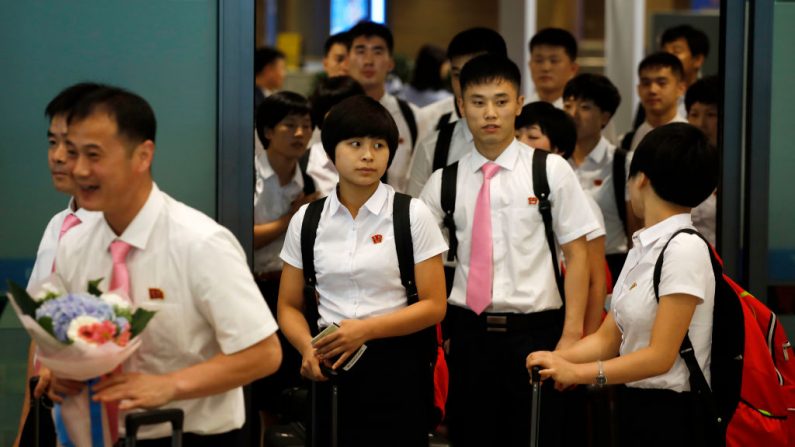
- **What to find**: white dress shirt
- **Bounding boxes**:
[280,183,447,329]
[612,213,714,392]
[56,184,278,439]
[629,114,688,152]
[305,142,339,198]
[585,195,606,242]
[420,140,600,314]
[254,151,305,274]
[380,93,427,193]
[28,198,101,286]
[418,96,456,132]
[406,118,474,197]
[569,137,632,254]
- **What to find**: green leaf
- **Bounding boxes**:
[88,278,104,297]
[6,280,38,318]
[37,316,68,344]
[130,308,157,338]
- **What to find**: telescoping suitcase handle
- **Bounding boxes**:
[529,366,542,447]
[125,408,184,447]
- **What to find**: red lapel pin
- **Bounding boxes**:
[149,288,165,300]
[594,179,604,186]
[371,234,383,244]
[528,196,539,205]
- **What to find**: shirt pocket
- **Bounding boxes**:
[501,205,544,255]
[135,299,186,367]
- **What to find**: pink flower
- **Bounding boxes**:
[68,316,118,346]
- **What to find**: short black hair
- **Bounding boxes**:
[459,54,521,96]
[661,24,710,58]
[529,28,578,60]
[446,27,508,60]
[69,86,157,144]
[256,91,312,149]
[45,82,105,120]
[309,76,365,130]
[685,75,721,113]
[410,44,448,91]
[516,102,577,158]
[324,31,351,56]
[321,95,399,166]
[347,21,393,54]
[563,73,621,118]
[638,52,684,81]
[629,122,717,207]
[255,47,285,75]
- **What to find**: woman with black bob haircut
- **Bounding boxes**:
[528,123,720,446]
[277,94,448,446]
[309,75,365,130]
[515,101,577,159]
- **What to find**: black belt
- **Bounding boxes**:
[446,305,563,334]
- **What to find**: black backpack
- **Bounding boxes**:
[297,150,317,196]
[613,147,629,233]
[432,120,456,174]
[440,149,565,299]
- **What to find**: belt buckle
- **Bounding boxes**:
[486,315,508,332]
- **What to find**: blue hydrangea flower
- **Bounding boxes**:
[35,293,115,343]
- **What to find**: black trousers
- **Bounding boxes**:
[616,386,712,447]
[122,428,242,447]
[308,335,431,447]
[445,306,564,447]
[252,278,303,413]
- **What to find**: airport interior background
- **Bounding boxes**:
[0,0,793,444]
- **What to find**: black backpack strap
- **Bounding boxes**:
[298,151,317,196]
[620,130,635,151]
[393,193,418,303]
[300,197,327,335]
[532,150,565,300]
[435,112,452,131]
[432,121,456,173]
[397,98,418,150]
[612,148,628,233]
[440,162,459,263]
[653,228,722,430]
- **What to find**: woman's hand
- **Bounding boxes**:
[526,351,583,390]
[313,319,373,371]
[299,346,328,382]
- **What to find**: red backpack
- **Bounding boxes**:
[654,229,795,446]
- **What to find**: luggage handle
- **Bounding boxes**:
[125,408,184,447]
[530,366,542,447]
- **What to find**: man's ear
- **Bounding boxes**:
[457,96,465,116]
[693,54,705,71]
[134,140,155,173]
[516,95,525,115]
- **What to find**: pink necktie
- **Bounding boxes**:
[107,240,133,443]
[59,214,82,240]
[109,240,133,295]
[51,214,82,272]
[466,162,500,315]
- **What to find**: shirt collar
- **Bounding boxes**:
[469,139,520,173]
[256,151,304,188]
[633,213,693,248]
[328,182,389,217]
[587,137,609,164]
[101,182,165,251]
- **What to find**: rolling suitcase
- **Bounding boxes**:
[124,408,184,447]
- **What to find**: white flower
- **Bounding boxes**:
[100,292,132,311]
[66,315,102,347]
[33,282,61,302]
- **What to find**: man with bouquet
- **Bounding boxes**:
[45,85,282,445]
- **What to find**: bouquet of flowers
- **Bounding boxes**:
[6,274,157,447]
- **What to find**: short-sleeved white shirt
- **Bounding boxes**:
[612,213,715,392]
[526,91,564,109]
[418,96,456,132]
[305,142,339,198]
[28,199,101,286]
[56,184,278,439]
[420,140,600,314]
[568,137,632,254]
[280,182,447,328]
[406,118,474,197]
[585,195,606,242]
[380,93,427,193]
[253,151,305,274]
